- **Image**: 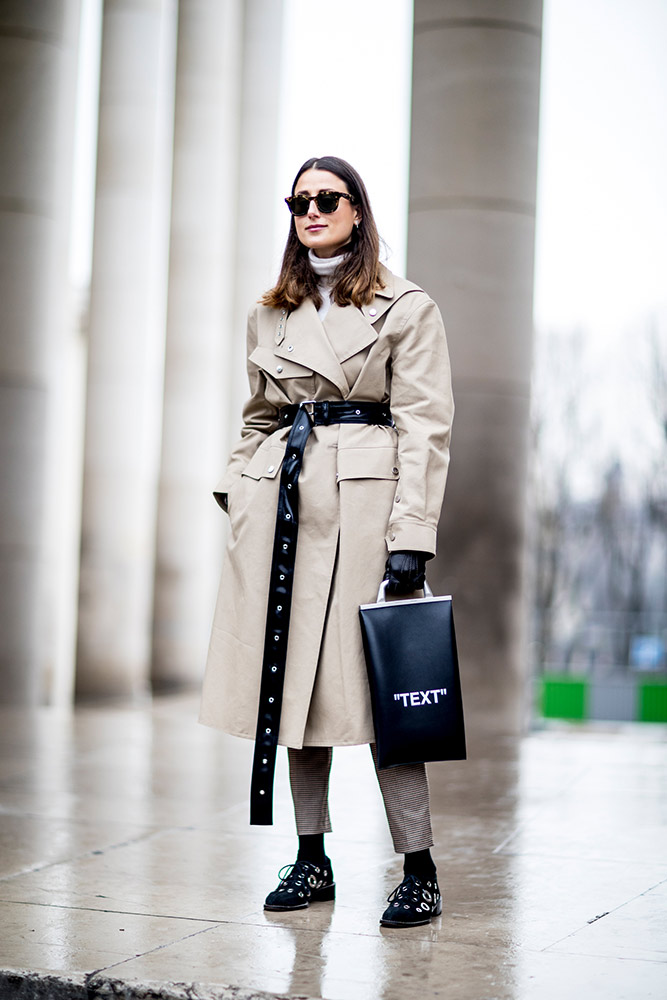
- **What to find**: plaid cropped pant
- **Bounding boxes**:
[287,743,433,854]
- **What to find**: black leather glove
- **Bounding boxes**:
[383,551,427,596]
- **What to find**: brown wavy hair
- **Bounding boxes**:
[261,156,384,312]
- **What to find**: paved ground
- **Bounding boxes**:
[0,694,665,999]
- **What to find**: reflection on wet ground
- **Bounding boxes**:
[0,694,665,999]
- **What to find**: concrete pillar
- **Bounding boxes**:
[42,0,102,709]
[151,0,243,690]
[0,0,81,704]
[76,0,177,699]
[229,0,286,430]
[407,1,543,730]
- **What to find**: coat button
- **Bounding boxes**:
[395,495,401,503]
[267,465,275,473]
[392,467,399,475]
[276,365,283,373]
[389,532,396,541]
[288,344,294,352]
[369,308,377,316]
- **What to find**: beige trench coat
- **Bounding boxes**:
[199,264,454,748]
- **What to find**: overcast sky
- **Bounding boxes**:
[534,0,667,338]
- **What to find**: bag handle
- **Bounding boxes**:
[376,578,434,603]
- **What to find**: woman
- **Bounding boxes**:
[200,156,453,928]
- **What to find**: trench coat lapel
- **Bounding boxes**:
[321,301,378,364]
[274,298,349,396]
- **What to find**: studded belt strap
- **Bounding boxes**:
[250,399,394,825]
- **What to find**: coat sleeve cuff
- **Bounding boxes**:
[385,521,437,557]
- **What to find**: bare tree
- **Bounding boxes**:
[644,319,667,616]
[530,319,667,681]
[530,329,593,666]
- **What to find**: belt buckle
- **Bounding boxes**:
[299,399,317,421]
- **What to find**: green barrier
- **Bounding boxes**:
[638,682,667,722]
[540,674,588,720]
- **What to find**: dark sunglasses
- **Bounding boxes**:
[285,190,355,217]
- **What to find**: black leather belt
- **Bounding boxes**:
[250,399,394,824]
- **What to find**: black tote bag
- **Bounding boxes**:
[359,581,466,769]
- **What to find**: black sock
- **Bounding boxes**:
[297,833,327,864]
[403,848,437,880]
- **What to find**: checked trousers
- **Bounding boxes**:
[287,743,433,854]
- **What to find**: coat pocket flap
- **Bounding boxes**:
[337,447,399,482]
[241,444,285,481]
[249,345,314,379]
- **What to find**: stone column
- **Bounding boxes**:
[151,0,243,690]
[76,0,177,699]
[407,1,543,730]
[229,0,286,429]
[0,0,81,704]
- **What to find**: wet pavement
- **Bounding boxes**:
[0,694,665,999]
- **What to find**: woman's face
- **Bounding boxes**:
[292,168,361,258]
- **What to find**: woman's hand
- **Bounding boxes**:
[383,551,427,595]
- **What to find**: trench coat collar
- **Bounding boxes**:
[358,264,422,323]
[360,263,395,321]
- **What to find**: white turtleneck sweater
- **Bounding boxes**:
[308,248,347,319]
